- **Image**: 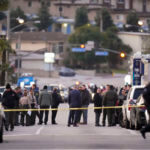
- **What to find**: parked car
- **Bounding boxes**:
[130,95,147,130]
[46,84,68,103]
[0,86,5,96]
[0,103,4,143]
[59,67,76,77]
[122,85,145,129]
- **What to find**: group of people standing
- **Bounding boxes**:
[67,84,119,127]
[1,83,62,131]
[1,82,132,131]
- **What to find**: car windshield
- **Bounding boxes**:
[47,86,59,91]
[133,88,144,99]
[0,88,5,93]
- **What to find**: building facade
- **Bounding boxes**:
[9,0,150,26]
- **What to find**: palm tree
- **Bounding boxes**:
[0,0,9,11]
[0,38,14,85]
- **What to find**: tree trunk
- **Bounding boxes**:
[0,50,6,86]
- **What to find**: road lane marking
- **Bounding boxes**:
[4,134,33,137]
[127,129,138,135]
[35,126,44,135]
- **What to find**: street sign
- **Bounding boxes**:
[72,48,86,52]
[95,51,109,56]
[85,41,94,51]
[44,52,55,63]
[133,58,141,85]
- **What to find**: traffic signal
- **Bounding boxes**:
[120,52,126,58]
[80,44,85,48]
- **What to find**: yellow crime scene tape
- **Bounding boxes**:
[2,105,145,112]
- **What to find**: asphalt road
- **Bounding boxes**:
[36,74,125,89]
[1,104,150,150]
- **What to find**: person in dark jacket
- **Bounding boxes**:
[51,88,62,125]
[102,85,118,126]
[68,85,81,127]
[38,85,52,125]
[79,85,91,124]
[14,86,23,126]
[140,83,150,139]
[2,83,19,131]
[93,88,102,126]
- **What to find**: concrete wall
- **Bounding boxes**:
[118,32,150,53]
[11,41,47,51]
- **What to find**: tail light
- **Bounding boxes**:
[128,104,131,111]
[128,99,134,111]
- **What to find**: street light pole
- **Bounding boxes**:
[5,10,10,84]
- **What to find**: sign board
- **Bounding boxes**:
[72,48,85,52]
[133,58,141,85]
[95,51,109,56]
[85,41,94,51]
[44,53,55,63]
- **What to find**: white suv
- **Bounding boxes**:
[122,85,145,128]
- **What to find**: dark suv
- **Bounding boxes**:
[0,103,4,143]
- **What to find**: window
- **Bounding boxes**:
[58,42,64,53]
[28,1,32,7]
[47,1,51,7]
[90,0,98,3]
[104,0,110,3]
[118,0,124,3]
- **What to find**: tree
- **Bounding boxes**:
[101,8,114,31]
[0,38,14,85]
[35,3,52,31]
[101,28,132,67]
[10,6,27,32]
[127,11,139,26]
[0,12,6,20]
[66,25,103,69]
[74,7,89,28]
[0,0,9,11]
[125,11,139,32]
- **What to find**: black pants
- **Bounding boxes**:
[30,104,40,125]
[68,109,79,125]
[20,111,30,126]
[51,106,58,124]
[107,108,115,126]
[102,109,107,126]
[5,110,15,130]
[142,109,150,133]
[39,106,49,124]
[95,112,101,125]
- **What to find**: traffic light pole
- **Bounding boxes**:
[98,47,130,57]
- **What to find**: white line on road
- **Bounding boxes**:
[4,134,33,137]
[35,126,44,135]
[127,129,138,135]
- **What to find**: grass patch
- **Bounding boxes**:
[112,69,128,74]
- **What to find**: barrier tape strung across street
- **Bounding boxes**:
[2,105,145,112]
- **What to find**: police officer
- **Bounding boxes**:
[102,85,118,126]
[140,83,150,139]
[51,88,62,125]
[68,85,81,127]
[2,83,18,131]
[38,85,52,125]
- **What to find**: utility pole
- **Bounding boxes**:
[100,9,103,32]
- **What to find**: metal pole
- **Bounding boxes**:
[100,10,103,32]
[5,10,10,84]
